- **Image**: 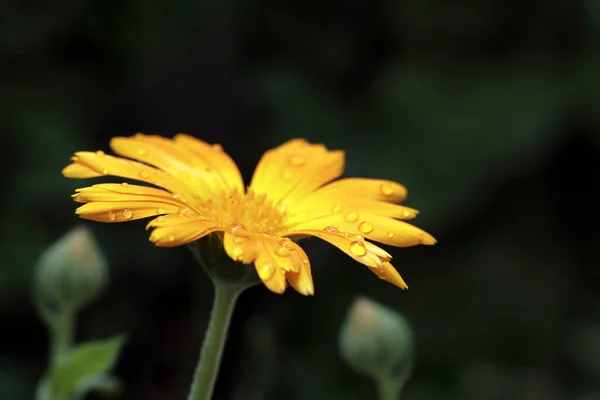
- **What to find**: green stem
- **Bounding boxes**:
[188,283,242,400]
[376,376,402,400]
[50,306,75,365]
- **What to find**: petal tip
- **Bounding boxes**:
[421,233,437,245]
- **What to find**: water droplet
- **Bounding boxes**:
[282,170,294,180]
[95,150,105,158]
[232,247,244,259]
[258,264,276,280]
[123,209,133,219]
[387,232,395,239]
[177,208,189,216]
[345,232,363,240]
[275,246,290,257]
[212,144,223,152]
[301,257,309,264]
[121,182,129,187]
[403,210,412,218]
[168,235,175,242]
[331,204,341,213]
[228,222,249,237]
[108,211,116,221]
[156,216,166,222]
[349,241,366,256]
[172,193,186,202]
[137,149,148,157]
[139,171,149,179]
[324,226,339,233]
[380,183,393,196]
[157,207,165,214]
[344,211,358,222]
[358,221,373,234]
[289,154,305,167]
[102,168,109,175]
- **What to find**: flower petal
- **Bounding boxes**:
[75,201,185,222]
[174,134,244,193]
[288,228,407,289]
[147,214,221,247]
[249,139,345,208]
[311,178,408,202]
[288,212,435,247]
[222,232,260,264]
[285,244,314,295]
[62,151,195,200]
[73,183,186,206]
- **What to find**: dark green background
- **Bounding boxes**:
[1,0,600,398]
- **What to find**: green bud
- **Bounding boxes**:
[339,297,414,382]
[34,226,108,314]
[188,233,260,289]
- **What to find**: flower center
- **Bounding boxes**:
[195,189,287,235]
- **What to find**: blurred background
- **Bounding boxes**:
[1,0,600,399]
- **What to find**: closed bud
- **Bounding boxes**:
[339,297,414,381]
[34,226,108,314]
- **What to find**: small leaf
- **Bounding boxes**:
[50,335,126,398]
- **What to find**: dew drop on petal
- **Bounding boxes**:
[102,168,109,175]
[345,232,363,241]
[403,210,412,218]
[344,211,358,223]
[349,241,367,256]
[212,144,223,152]
[121,182,129,187]
[177,208,189,216]
[358,221,373,234]
[157,207,165,214]
[137,149,148,157]
[96,150,105,158]
[228,222,249,237]
[289,154,306,167]
[324,226,339,233]
[123,209,133,219]
[275,246,290,257]
[388,232,395,239]
[139,171,149,179]
[258,264,276,280]
[168,235,175,242]
[380,183,393,196]
[108,211,116,221]
[156,216,166,222]
[331,204,341,213]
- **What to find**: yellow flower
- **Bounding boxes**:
[63,134,436,295]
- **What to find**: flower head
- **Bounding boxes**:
[63,134,435,295]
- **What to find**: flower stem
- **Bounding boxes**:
[188,283,243,400]
[376,375,403,400]
[50,306,75,365]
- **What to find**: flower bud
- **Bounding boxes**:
[34,226,108,313]
[339,297,414,381]
[188,233,260,289]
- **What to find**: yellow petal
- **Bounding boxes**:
[249,139,345,208]
[254,238,289,294]
[369,261,408,290]
[110,134,238,198]
[312,178,408,202]
[285,244,314,295]
[62,152,195,200]
[288,213,436,247]
[76,201,185,222]
[285,199,418,226]
[222,232,260,264]
[148,215,221,246]
[174,134,244,193]
[290,228,389,269]
[73,184,187,207]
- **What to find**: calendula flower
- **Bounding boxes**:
[63,134,435,295]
